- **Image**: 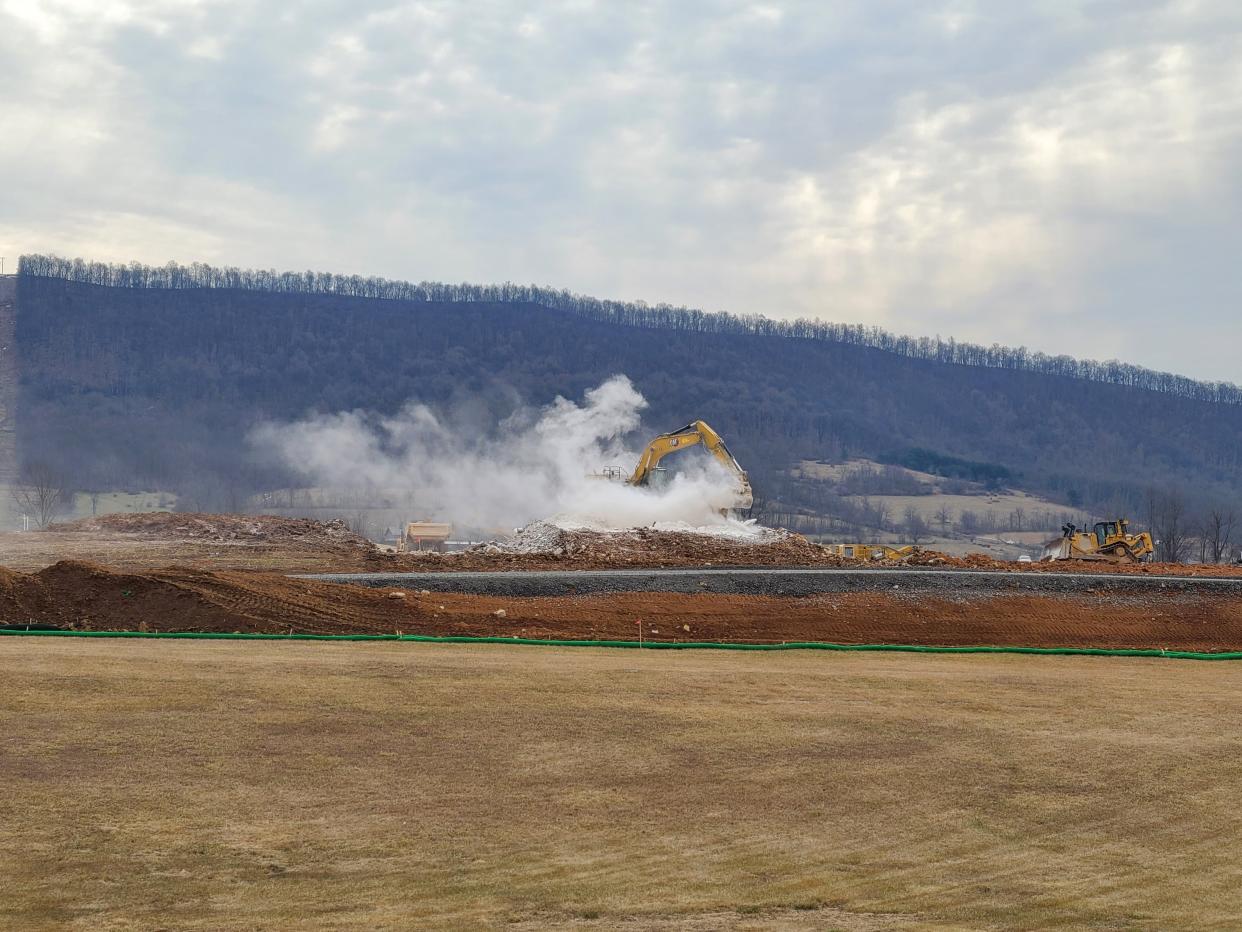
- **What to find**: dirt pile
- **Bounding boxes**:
[51,512,375,548]
[385,519,1242,574]
[390,521,850,570]
[26,512,1242,577]
[937,551,1242,577]
[0,560,418,635]
[5,559,1242,651]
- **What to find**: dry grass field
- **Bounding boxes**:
[4,640,1242,929]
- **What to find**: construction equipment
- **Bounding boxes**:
[825,543,919,561]
[1041,518,1154,563]
[625,420,753,513]
[396,521,452,553]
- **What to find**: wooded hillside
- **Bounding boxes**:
[15,257,1242,519]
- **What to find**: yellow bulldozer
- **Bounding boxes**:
[1041,518,1154,563]
[596,420,753,514]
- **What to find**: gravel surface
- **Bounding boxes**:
[307,567,1242,597]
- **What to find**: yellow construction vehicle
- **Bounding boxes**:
[826,543,919,561]
[1041,518,1154,563]
[395,521,452,553]
[626,420,753,512]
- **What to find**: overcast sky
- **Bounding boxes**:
[2,1,1240,380]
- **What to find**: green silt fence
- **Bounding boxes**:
[2,627,1241,660]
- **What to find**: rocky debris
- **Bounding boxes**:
[34,511,1242,578]
[387,519,849,571]
[478,520,570,555]
[381,519,1242,575]
[50,512,377,549]
[910,550,1242,578]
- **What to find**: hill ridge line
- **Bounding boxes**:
[18,252,1241,406]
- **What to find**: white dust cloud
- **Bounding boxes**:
[250,376,748,531]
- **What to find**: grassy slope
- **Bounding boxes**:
[4,640,1242,929]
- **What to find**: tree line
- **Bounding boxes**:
[19,253,1242,406]
[13,266,1242,551]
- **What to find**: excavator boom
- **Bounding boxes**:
[627,420,753,512]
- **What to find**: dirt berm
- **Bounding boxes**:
[5,560,1242,651]
[25,512,1242,578]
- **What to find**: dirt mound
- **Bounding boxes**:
[51,512,375,548]
[945,551,1242,577]
[28,512,1242,578]
[476,521,835,563]
[5,559,1242,651]
[1,560,423,635]
[388,521,849,570]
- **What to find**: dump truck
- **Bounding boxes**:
[396,521,453,553]
[1041,518,1154,563]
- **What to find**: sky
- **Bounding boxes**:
[1,0,1240,381]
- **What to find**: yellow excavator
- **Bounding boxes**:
[1041,518,1154,563]
[623,420,753,513]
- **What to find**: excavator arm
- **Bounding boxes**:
[627,420,754,511]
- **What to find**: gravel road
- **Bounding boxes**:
[304,567,1242,598]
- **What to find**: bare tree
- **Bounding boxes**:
[933,505,952,535]
[1199,509,1235,564]
[903,506,929,545]
[11,462,70,529]
[1151,488,1191,563]
[347,510,373,540]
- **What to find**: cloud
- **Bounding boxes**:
[1,0,1240,379]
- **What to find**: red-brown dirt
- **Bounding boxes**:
[3,560,1242,651]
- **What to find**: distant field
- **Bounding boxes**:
[796,460,1067,522]
[5,640,1242,929]
[841,490,1063,524]
[792,459,1075,557]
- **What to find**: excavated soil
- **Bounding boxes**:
[0,512,388,574]
[50,512,375,548]
[386,521,1242,577]
[13,512,1242,578]
[4,560,1242,651]
[392,522,852,571]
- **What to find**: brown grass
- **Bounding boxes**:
[4,640,1242,929]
